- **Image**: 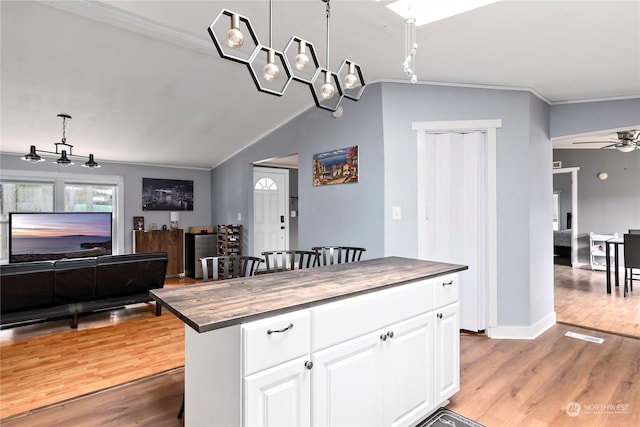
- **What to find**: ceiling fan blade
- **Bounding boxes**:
[599,143,618,149]
[572,141,614,144]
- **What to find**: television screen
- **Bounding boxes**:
[9,212,113,263]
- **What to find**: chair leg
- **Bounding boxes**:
[624,268,628,297]
[177,393,184,419]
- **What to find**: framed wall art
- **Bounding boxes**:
[312,146,359,186]
[142,178,194,211]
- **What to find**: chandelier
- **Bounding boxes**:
[22,114,100,168]
[207,0,366,113]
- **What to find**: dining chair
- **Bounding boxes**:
[312,246,366,266]
[623,234,640,297]
[628,229,640,234]
[178,255,264,419]
[261,250,319,273]
[200,255,264,282]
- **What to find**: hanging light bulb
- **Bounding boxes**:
[263,49,280,81]
[321,70,335,99]
[344,62,358,89]
[83,154,101,168]
[226,14,244,48]
[295,40,310,70]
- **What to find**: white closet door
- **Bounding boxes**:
[424,132,487,332]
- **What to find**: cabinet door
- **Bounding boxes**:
[312,332,385,427]
[384,313,435,427]
[244,356,310,427]
[434,302,460,402]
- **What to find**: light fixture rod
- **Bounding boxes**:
[268,0,273,48]
[325,0,331,69]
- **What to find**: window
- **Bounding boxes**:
[254,177,278,191]
[0,170,124,262]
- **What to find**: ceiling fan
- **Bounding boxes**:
[573,130,640,153]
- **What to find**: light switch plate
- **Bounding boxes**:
[392,206,402,220]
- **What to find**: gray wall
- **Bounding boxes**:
[553,149,640,263]
[0,154,212,255]
[550,98,640,138]
[212,82,555,330]
[211,83,385,259]
[379,83,553,327]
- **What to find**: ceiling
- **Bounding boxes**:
[1,1,639,169]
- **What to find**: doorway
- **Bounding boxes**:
[252,167,289,259]
[414,119,501,335]
[552,167,579,267]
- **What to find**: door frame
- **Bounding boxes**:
[413,119,501,334]
[552,167,580,267]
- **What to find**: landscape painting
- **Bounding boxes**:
[142,178,193,211]
[312,146,359,186]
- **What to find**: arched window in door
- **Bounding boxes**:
[254,177,278,191]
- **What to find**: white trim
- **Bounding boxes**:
[413,119,501,334]
[486,312,556,340]
[552,167,580,266]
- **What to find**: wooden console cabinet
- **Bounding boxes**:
[133,229,184,277]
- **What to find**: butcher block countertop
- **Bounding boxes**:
[150,256,467,333]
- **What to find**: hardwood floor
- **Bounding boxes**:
[554,264,639,338]
[0,267,637,426]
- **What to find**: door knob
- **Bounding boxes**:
[437,313,443,319]
[305,361,314,370]
[380,333,388,341]
[386,331,394,339]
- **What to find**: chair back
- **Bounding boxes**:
[312,246,366,266]
[200,256,264,281]
[628,229,640,234]
[261,250,319,273]
[623,234,640,269]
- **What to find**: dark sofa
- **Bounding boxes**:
[0,252,168,329]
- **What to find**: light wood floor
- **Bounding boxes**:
[1,267,638,425]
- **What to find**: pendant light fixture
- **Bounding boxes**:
[208,0,365,110]
[21,114,101,168]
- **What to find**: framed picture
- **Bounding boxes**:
[312,146,359,186]
[133,216,144,231]
[142,178,194,211]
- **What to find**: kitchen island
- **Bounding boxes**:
[151,256,467,427]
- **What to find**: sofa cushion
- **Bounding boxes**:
[0,261,55,313]
[53,258,97,304]
[95,252,167,298]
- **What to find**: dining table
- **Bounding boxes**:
[605,236,624,293]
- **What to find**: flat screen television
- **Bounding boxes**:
[9,212,113,263]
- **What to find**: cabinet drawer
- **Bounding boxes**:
[243,310,310,376]
[433,273,458,309]
[312,279,434,351]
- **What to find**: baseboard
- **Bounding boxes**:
[486,311,556,340]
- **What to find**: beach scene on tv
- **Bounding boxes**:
[9,212,113,263]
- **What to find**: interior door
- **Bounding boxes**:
[253,167,289,259]
[423,132,487,332]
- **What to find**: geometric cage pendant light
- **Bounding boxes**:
[207,0,366,113]
[22,114,100,168]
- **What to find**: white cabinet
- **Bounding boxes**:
[183,273,460,427]
[312,330,385,427]
[244,356,311,427]
[434,302,460,402]
[312,313,434,427]
[590,232,617,271]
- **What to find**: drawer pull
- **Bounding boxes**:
[442,280,454,287]
[267,323,294,335]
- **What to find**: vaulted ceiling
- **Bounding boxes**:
[1,1,639,168]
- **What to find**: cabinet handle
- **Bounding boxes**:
[305,361,314,370]
[267,323,294,335]
[386,331,394,339]
[380,333,388,341]
[437,313,443,319]
[442,280,454,287]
